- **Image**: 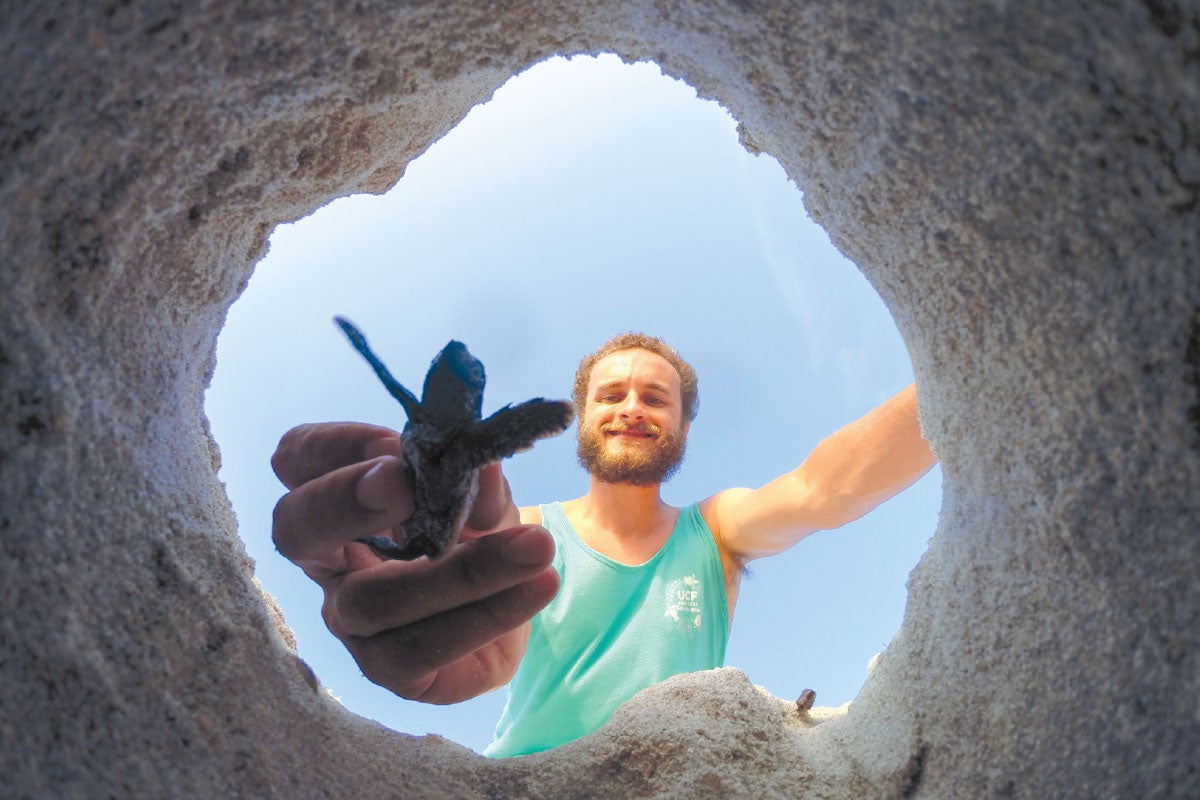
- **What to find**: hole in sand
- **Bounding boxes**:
[205,54,941,753]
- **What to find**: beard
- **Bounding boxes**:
[576,420,688,486]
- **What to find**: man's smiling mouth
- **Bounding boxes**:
[605,424,658,439]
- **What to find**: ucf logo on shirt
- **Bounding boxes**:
[665,574,704,636]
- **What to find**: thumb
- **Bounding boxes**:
[465,462,519,532]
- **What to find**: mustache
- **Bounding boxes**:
[603,421,664,436]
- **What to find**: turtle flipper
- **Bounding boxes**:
[335,316,423,422]
[460,398,575,467]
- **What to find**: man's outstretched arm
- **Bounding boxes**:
[701,383,936,565]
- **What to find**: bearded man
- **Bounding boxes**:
[271,333,936,757]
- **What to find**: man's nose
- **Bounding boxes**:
[618,394,645,419]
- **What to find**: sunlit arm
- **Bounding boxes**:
[703,384,936,565]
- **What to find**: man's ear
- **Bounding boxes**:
[682,420,691,437]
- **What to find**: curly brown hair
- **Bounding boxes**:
[572,333,699,424]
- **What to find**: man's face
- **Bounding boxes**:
[576,348,690,486]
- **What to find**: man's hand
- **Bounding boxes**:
[271,422,559,705]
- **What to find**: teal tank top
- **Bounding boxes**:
[484,502,730,758]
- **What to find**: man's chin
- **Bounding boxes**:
[577,428,686,486]
[586,453,684,486]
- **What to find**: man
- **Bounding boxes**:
[271,333,936,756]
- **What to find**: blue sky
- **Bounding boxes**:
[205,54,941,753]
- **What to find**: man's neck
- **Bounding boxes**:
[561,478,678,563]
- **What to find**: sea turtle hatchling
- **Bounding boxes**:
[335,316,574,561]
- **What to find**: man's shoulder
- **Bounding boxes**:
[697,488,754,525]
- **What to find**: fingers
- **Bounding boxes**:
[412,627,533,704]
[272,422,401,489]
[329,525,555,636]
[272,454,413,575]
[341,565,560,701]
